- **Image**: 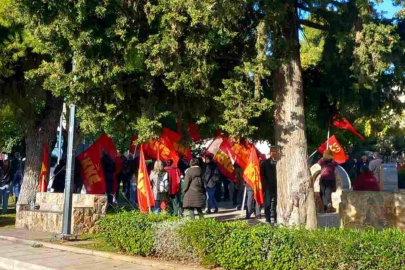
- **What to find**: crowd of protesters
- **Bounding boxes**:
[91,146,279,223]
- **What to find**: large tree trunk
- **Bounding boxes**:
[18,94,63,206]
[273,5,316,227]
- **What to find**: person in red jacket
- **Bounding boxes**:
[353,166,380,191]
[165,159,182,216]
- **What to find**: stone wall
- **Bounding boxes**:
[16,193,107,235]
[339,190,405,231]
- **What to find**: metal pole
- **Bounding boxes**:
[240,186,247,218]
[57,113,63,165]
[60,104,76,237]
[326,127,330,149]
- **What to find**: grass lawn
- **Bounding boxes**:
[0,196,17,228]
[74,234,117,253]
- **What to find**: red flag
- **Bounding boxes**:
[187,124,201,142]
[93,133,122,193]
[318,135,348,164]
[243,146,264,205]
[78,141,106,194]
[143,132,180,165]
[129,135,137,155]
[38,144,49,192]
[202,136,237,182]
[162,128,192,161]
[137,146,155,212]
[221,138,251,170]
[333,116,365,141]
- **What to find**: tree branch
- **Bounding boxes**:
[298,19,328,31]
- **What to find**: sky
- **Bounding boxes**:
[374,0,402,18]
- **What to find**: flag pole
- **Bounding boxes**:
[326,127,330,149]
[308,150,317,160]
[240,186,247,218]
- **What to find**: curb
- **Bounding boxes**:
[0,235,203,270]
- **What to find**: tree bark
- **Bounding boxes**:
[273,4,316,227]
[18,93,63,206]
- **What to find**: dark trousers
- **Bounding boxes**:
[246,190,261,218]
[264,188,277,223]
[320,180,334,209]
[188,207,204,220]
[106,181,114,206]
[170,193,182,216]
[232,188,239,206]
[223,179,230,201]
[214,182,222,202]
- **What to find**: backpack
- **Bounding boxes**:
[158,173,169,193]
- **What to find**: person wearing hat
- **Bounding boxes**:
[318,150,338,213]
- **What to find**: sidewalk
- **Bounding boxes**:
[0,238,155,270]
[0,229,203,270]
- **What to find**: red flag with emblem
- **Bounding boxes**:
[38,144,49,192]
[143,132,180,165]
[137,146,155,212]
[93,133,122,193]
[220,138,251,170]
[243,146,264,205]
[202,136,237,182]
[162,128,192,161]
[77,140,106,194]
[317,135,348,164]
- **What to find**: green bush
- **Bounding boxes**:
[98,211,177,256]
[97,212,405,270]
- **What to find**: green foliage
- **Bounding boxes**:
[98,213,405,270]
[0,105,23,153]
[98,211,177,256]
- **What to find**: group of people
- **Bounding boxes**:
[131,148,279,223]
[318,150,382,213]
[0,153,24,214]
[96,147,279,223]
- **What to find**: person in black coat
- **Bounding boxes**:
[52,159,66,193]
[101,151,116,206]
[204,155,219,214]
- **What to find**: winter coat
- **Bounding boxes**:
[204,162,218,189]
[150,171,169,201]
[353,171,380,191]
[183,166,206,208]
[261,159,277,192]
[318,158,338,181]
[101,154,116,183]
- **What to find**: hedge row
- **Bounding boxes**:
[98,211,405,270]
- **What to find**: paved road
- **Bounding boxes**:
[0,239,158,270]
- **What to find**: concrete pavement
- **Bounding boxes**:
[0,238,158,270]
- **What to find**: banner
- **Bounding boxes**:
[318,135,348,164]
[221,138,251,170]
[38,144,48,192]
[187,124,201,142]
[243,146,264,205]
[202,136,236,182]
[333,116,365,141]
[163,128,192,161]
[137,146,155,212]
[77,140,106,194]
[143,132,180,165]
[93,133,122,193]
